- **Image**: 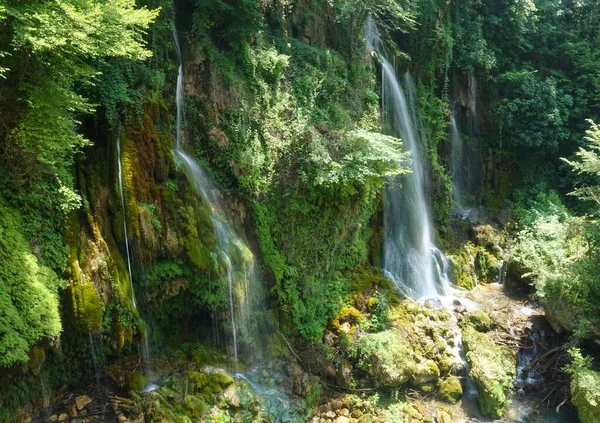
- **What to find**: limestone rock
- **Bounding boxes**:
[411,360,440,385]
[438,376,463,403]
[357,330,416,387]
[463,327,515,418]
[435,409,453,423]
[571,368,600,423]
[75,395,92,410]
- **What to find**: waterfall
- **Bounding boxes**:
[450,113,466,215]
[175,149,255,370]
[171,25,253,370]
[117,137,136,309]
[366,18,447,299]
[173,21,183,149]
[116,136,151,371]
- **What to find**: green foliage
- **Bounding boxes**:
[513,192,600,338]
[563,120,600,207]
[496,71,572,153]
[0,197,61,367]
[0,0,159,214]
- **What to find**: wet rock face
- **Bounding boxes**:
[571,368,600,423]
[462,327,515,418]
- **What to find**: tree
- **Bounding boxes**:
[0,0,159,213]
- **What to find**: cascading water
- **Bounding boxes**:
[366,18,447,299]
[117,137,136,309]
[173,21,184,149]
[116,136,151,371]
[450,113,467,215]
[171,26,254,370]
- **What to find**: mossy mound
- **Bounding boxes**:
[571,368,600,423]
[438,376,463,403]
[462,327,515,418]
[356,329,417,387]
[460,310,493,332]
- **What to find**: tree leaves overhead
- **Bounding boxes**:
[0,0,159,214]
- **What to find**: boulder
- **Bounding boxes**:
[74,395,92,410]
[356,330,416,387]
[571,368,600,423]
[462,327,515,418]
[435,409,453,423]
[438,376,463,403]
[411,360,440,385]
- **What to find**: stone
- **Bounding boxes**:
[439,376,463,403]
[58,414,68,422]
[463,327,515,418]
[340,408,350,417]
[571,368,600,423]
[325,410,337,419]
[357,330,417,387]
[284,362,304,378]
[334,417,350,423]
[411,360,440,385]
[219,385,240,407]
[356,415,376,423]
[336,360,353,388]
[462,310,493,332]
[50,416,58,422]
[75,395,92,410]
[435,410,453,423]
[351,410,363,418]
[67,406,78,417]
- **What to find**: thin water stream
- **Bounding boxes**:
[116,136,151,372]
[171,25,254,371]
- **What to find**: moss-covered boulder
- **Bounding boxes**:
[462,327,515,418]
[438,376,462,403]
[571,368,600,423]
[356,329,417,387]
[460,310,493,332]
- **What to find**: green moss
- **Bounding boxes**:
[356,329,417,387]
[26,345,46,376]
[461,310,493,332]
[438,376,463,403]
[128,372,149,392]
[69,280,103,334]
[462,327,515,418]
[571,368,600,423]
[0,197,61,367]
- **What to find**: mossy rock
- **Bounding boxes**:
[27,345,46,375]
[127,372,148,392]
[356,329,417,387]
[411,360,440,385]
[447,252,477,290]
[438,376,462,403]
[186,370,235,397]
[571,368,600,423]
[462,327,515,418]
[475,249,499,283]
[461,310,493,332]
[68,278,103,334]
